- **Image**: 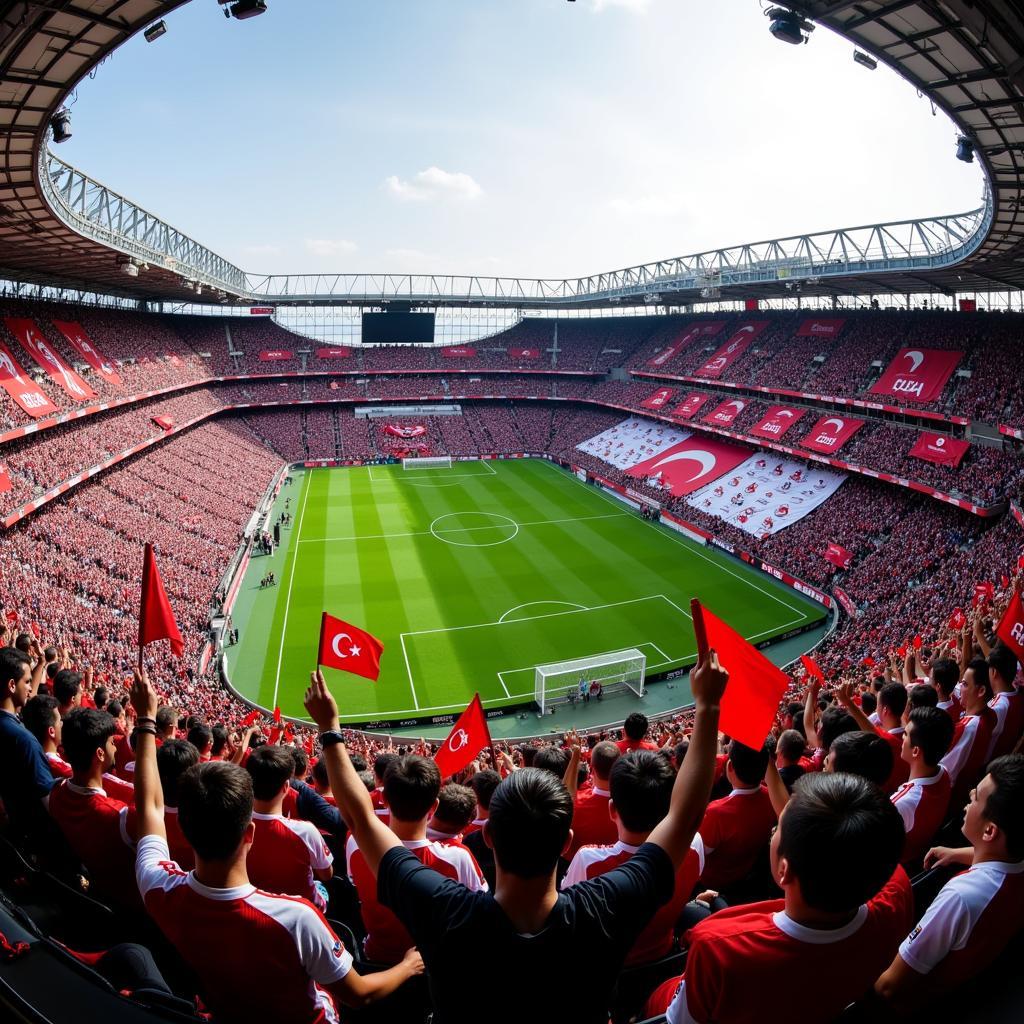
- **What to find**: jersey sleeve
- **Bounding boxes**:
[561,850,590,889]
[697,804,721,855]
[898,886,971,975]
[135,834,188,900]
[294,820,333,872]
[453,845,488,892]
[293,906,353,985]
[675,928,723,1023]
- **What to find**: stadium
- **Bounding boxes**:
[0,1,1022,1022]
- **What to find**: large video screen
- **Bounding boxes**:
[361,311,435,345]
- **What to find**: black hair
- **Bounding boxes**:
[931,658,960,697]
[290,746,308,778]
[908,684,938,711]
[470,769,501,810]
[819,706,858,751]
[860,691,877,716]
[92,687,108,710]
[383,755,441,822]
[187,723,213,752]
[22,694,59,744]
[177,762,254,861]
[533,744,568,778]
[311,758,330,790]
[210,725,229,756]
[245,744,295,801]
[434,783,476,830]
[780,773,904,912]
[107,699,123,719]
[879,682,908,719]
[52,669,82,707]
[609,749,674,833]
[157,739,201,806]
[828,731,893,787]
[155,706,177,736]
[349,752,367,773]
[373,752,399,783]
[61,708,115,773]
[728,740,769,787]
[486,768,573,878]
[14,633,31,653]
[988,644,1019,688]
[777,729,806,762]
[623,712,649,742]
[590,740,621,780]
[907,707,954,767]
[965,657,992,699]
[984,755,1024,860]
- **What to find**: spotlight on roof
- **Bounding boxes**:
[766,7,814,45]
[853,50,877,70]
[956,135,975,163]
[50,108,72,144]
[120,260,139,278]
[144,20,167,43]
[226,0,267,19]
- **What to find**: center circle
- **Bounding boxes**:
[429,512,519,548]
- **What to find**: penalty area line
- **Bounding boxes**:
[272,471,312,711]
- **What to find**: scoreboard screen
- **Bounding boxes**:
[361,312,435,345]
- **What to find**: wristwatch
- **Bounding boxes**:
[319,730,345,748]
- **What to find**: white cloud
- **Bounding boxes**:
[384,166,483,202]
[589,0,653,13]
[304,238,357,257]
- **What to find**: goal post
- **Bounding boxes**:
[534,648,646,715]
[402,456,451,470]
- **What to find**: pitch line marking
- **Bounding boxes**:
[498,601,586,623]
[430,512,519,548]
[272,469,312,711]
[398,634,420,710]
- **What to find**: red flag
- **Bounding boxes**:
[318,612,384,681]
[862,656,876,668]
[434,694,492,780]
[267,727,282,745]
[272,706,281,724]
[303,734,315,756]
[29,622,40,639]
[138,543,184,658]
[4,609,17,625]
[912,634,923,651]
[949,608,966,631]
[283,722,295,743]
[973,581,995,607]
[1000,574,1010,590]
[691,601,789,750]
[1017,555,1024,570]
[799,655,824,681]
[240,709,260,728]
[0,465,11,494]
[897,645,907,658]
[823,543,853,570]
[996,589,1024,662]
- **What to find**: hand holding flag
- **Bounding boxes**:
[799,654,824,683]
[318,612,384,681]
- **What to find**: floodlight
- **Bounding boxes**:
[766,7,814,45]
[144,21,167,43]
[956,136,975,163]
[229,0,267,19]
[853,50,877,70]
[50,108,72,144]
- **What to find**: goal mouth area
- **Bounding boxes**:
[402,456,452,470]
[534,647,647,715]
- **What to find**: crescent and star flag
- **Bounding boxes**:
[690,599,788,750]
[996,589,1024,662]
[434,693,492,780]
[800,655,824,681]
[318,611,384,681]
[949,608,966,631]
[138,543,184,659]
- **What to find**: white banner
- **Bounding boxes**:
[684,454,847,539]
[576,417,691,470]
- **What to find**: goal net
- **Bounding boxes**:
[534,648,646,715]
[402,456,452,470]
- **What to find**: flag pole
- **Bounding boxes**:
[138,543,152,672]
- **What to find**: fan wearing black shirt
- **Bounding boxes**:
[304,650,728,1024]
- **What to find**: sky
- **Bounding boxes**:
[58,0,984,281]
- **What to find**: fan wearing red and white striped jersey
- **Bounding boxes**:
[696,740,776,891]
[836,681,910,794]
[876,755,1024,1011]
[566,740,620,858]
[929,657,962,723]
[985,644,1024,761]
[126,669,423,1023]
[371,752,399,823]
[426,782,476,846]
[157,738,200,869]
[563,748,703,965]
[245,744,333,907]
[646,773,911,1024]
[347,754,487,963]
[21,695,72,779]
[891,708,953,866]
[941,658,997,808]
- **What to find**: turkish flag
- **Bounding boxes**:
[434,693,492,779]
[949,608,966,631]
[996,589,1024,662]
[691,600,788,749]
[318,612,384,681]
[799,654,824,681]
[138,543,184,658]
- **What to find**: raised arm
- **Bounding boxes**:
[562,729,582,800]
[972,611,991,658]
[836,681,876,734]
[304,670,400,876]
[803,679,822,749]
[647,650,726,868]
[129,668,166,842]
[765,757,790,818]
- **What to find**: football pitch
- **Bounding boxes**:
[226,459,825,726]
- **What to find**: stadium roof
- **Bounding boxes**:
[0,1,1022,308]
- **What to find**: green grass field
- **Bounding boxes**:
[225,459,825,725]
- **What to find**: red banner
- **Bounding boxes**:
[640,386,677,410]
[4,319,96,400]
[52,321,123,388]
[908,431,969,467]
[384,424,427,438]
[795,318,846,338]
[670,393,711,420]
[869,348,962,403]
[702,397,747,427]
[0,464,11,493]
[508,347,540,360]
[834,587,857,616]
[799,415,865,454]
[316,347,351,359]
[749,405,807,440]
[0,341,58,417]
[647,324,703,368]
[824,543,853,569]
[152,415,175,431]
[259,350,293,361]
[625,436,750,497]
[442,346,476,358]
[250,307,275,315]
[695,321,769,378]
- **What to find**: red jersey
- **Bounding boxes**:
[616,738,659,754]
[875,726,911,794]
[890,768,951,865]
[937,696,962,724]
[986,690,1024,761]
[697,786,777,890]
[648,867,913,1024]
[282,786,300,818]
[163,807,195,870]
[370,787,390,824]
[346,835,487,964]
[44,751,72,779]
[562,836,704,965]
[899,860,1024,990]
[136,835,352,1024]
[940,708,996,805]
[247,812,333,903]
[567,785,616,858]
[48,779,138,906]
